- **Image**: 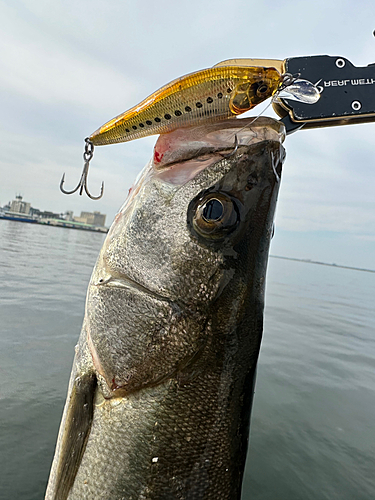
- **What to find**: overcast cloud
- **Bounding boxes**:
[1,0,374,268]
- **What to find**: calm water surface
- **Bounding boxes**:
[0,221,374,500]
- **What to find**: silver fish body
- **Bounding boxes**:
[45,117,285,500]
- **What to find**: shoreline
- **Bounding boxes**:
[0,215,108,233]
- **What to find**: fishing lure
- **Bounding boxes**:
[88,65,283,146]
[60,60,320,199]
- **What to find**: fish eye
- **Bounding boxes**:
[192,193,239,239]
[202,198,224,222]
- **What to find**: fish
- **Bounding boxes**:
[45,116,286,500]
[88,65,282,146]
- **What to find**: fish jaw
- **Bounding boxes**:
[86,275,210,395]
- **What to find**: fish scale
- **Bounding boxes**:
[89,66,281,145]
[68,367,246,499]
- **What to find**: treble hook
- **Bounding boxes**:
[59,138,104,200]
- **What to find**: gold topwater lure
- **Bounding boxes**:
[89,64,283,146]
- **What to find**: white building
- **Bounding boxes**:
[10,195,31,214]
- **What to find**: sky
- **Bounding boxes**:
[1,0,374,269]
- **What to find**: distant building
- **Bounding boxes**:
[30,208,62,219]
[64,211,74,221]
[74,211,106,227]
[10,195,30,215]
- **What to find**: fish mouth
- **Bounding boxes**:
[91,274,172,303]
[152,116,285,170]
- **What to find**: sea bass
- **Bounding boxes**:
[45,117,286,500]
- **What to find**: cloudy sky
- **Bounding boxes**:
[1,0,374,268]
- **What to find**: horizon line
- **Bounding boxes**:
[270,255,375,274]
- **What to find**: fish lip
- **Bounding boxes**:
[92,275,172,303]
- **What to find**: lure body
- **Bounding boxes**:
[89,66,281,145]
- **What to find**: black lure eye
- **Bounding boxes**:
[192,193,239,240]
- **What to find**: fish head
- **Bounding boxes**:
[86,117,285,395]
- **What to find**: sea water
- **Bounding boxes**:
[0,221,374,500]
